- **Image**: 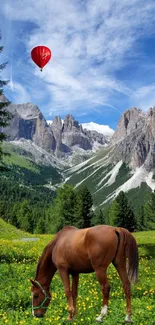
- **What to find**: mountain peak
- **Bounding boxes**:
[9,103,42,120]
[52,116,63,129]
[111,106,145,145]
[63,114,81,132]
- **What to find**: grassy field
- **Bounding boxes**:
[0,222,155,325]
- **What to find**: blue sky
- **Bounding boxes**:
[1,0,155,131]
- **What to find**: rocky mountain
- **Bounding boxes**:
[0,96,110,167]
[110,106,155,171]
[1,94,155,211]
[64,106,155,211]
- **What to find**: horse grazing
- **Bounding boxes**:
[30,225,138,323]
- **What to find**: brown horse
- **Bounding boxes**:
[30,225,138,323]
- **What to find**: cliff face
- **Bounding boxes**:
[111,107,145,144]
[1,103,56,151]
[110,106,155,171]
[61,114,92,150]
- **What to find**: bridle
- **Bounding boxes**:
[32,280,51,310]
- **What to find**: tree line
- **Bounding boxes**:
[0,178,155,233]
[46,184,155,233]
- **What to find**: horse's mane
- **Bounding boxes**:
[34,227,77,279]
[35,236,57,279]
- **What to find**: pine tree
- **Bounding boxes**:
[74,185,93,228]
[0,200,6,219]
[17,200,34,233]
[35,218,46,234]
[8,202,20,228]
[137,205,146,231]
[0,34,12,161]
[112,191,137,232]
[144,191,155,229]
[46,184,76,233]
[96,209,105,224]
[92,208,107,226]
[108,200,120,226]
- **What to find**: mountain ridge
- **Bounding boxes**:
[1,94,155,210]
[0,95,111,167]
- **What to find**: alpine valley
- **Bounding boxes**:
[1,94,155,212]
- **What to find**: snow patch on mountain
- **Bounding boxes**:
[104,161,123,186]
[74,164,106,189]
[95,160,123,192]
[100,165,155,206]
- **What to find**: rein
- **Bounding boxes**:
[32,281,51,310]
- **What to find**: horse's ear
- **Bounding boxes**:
[30,279,37,287]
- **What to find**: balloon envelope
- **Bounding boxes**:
[31,46,52,70]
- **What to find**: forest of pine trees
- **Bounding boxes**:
[0,175,155,234]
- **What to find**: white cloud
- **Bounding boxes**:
[46,120,53,125]
[82,122,114,136]
[2,0,155,115]
[47,119,64,125]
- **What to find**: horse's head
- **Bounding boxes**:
[30,279,51,318]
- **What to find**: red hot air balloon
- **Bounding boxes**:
[31,46,52,71]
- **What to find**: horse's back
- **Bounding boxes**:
[86,225,117,243]
[85,225,118,265]
[52,226,92,272]
[54,226,88,255]
[52,225,118,272]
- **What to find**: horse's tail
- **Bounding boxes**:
[116,228,139,283]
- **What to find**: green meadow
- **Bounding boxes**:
[0,221,155,325]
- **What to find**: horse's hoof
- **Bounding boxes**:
[67,316,74,322]
[124,314,133,323]
[96,316,103,323]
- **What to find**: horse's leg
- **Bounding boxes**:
[58,268,74,321]
[72,274,79,317]
[114,263,132,323]
[95,267,110,323]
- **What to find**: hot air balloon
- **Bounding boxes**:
[31,46,52,71]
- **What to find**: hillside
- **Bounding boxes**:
[0,218,33,239]
[1,141,62,187]
[0,143,63,235]
[64,145,153,212]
